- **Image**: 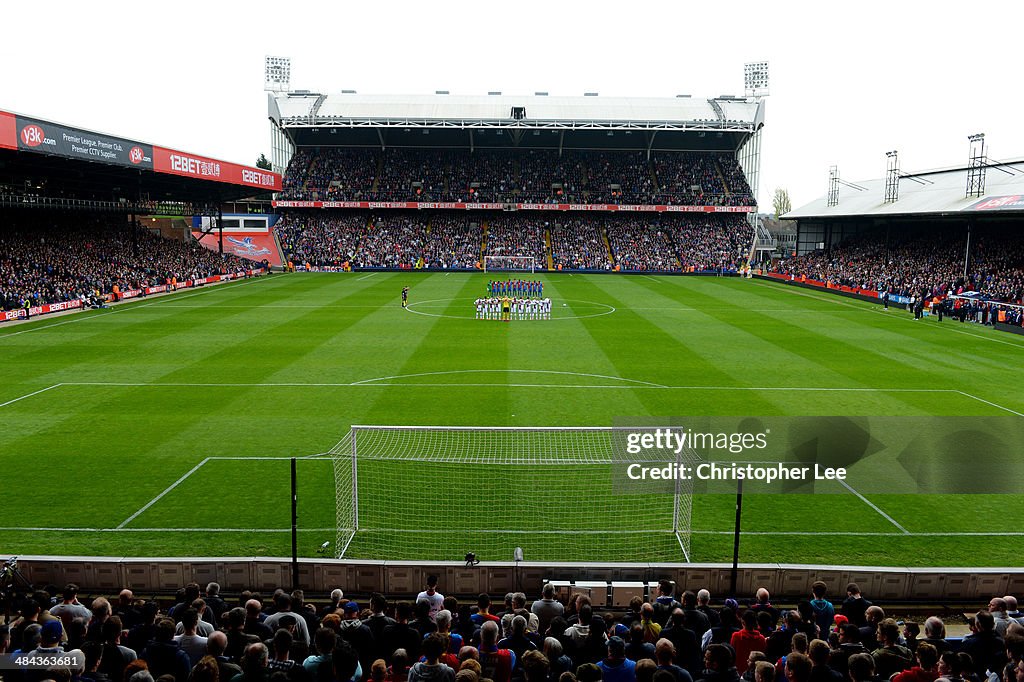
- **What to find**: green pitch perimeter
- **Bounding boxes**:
[1,272,1022,566]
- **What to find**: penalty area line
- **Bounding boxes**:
[839,480,910,535]
[955,390,1024,416]
[0,384,62,409]
[116,458,211,529]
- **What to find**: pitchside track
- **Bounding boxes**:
[1,272,1022,565]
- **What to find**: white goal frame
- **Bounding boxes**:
[332,425,695,563]
[483,255,536,273]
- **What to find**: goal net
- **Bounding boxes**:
[332,426,697,563]
[484,255,536,273]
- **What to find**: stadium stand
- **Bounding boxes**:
[275,150,756,206]
[604,216,679,272]
[0,215,255,313]
[280,148,379,202]
[583,151,657,205]
[772,226,1024,303]
[675,215,750,273]
[357,213,430,269]
[275,212,367,268]
[484,213,547,265]
[420,213,484,270]
[272,210,751,274]
[548,217,611,271]
[3,576,1019,682]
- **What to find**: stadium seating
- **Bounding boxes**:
[548,217,611,271]
[421,214,484,270]
[273,211,752,274]
[357,213,429,269]
[483,213,547,265]
[774,226,1024,303]
[278,149,757,206]
[674,216,751,272]
[0,215,254,312]
[605,216,679,272]
[274,212,367,268]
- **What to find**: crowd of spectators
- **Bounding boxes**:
[548,218,611,271]
[0,215,253,312]
[356,214,429,269]
[275,213,367,268]
[277,150,756,206]
[514,151,586,204]
[605,217,679,272]
[649,154,754,208]
[717,158,755,202]
[421,215,483,270]
[449,152,519,204]
[374,150,459,203]
[276,212,485,270]
[280,150,378,201]
[673,216,750,272]
[272,211,752,273]
[484,215,547,264]
[773,227,1024,303]
[3,578,1023,682]
[583,152,657,205]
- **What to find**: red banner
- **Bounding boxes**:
[153,146,282,191]
[0,299,82,321]
[0,111,16,150]
[763,272,879,298]
[271,200,755,213]
[0,108,281,190]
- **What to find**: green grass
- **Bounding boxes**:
[1,271,1022,566]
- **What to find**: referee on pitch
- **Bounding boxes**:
[401,287,409,308]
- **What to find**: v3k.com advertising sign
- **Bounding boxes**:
[12,114,153,169]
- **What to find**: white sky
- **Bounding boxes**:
[2,0,1022,209]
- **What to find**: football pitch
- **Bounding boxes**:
[1,271,1022,567]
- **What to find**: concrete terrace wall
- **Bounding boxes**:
[7,556,1023,602]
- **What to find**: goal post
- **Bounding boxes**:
[483,255,536,273]
[332,425,696,563]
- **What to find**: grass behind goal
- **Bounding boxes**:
[2,272,1024,565]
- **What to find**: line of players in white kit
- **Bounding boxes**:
[475,297,553,320]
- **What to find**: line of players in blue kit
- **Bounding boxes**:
[487,280,543,298]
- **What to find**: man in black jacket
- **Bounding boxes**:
[960,611,1006,677]
[828,624,867,679]
[382,602,422,661]
[841,584,871,627]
